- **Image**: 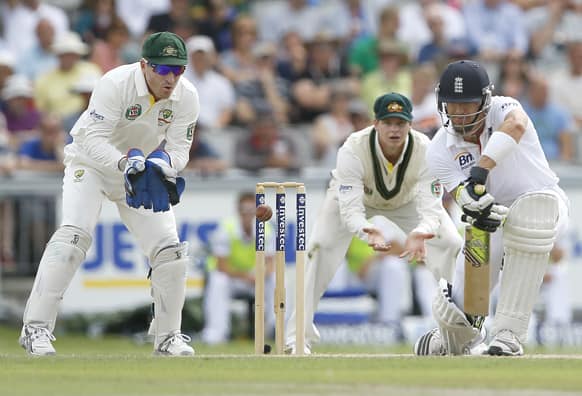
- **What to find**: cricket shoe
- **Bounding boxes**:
[487,330,524,356]
[284,343,312,355]
[414,327,488,356]
[19,325,56,356]
[154,332,195,356]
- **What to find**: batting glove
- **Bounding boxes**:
[455,166,496,219]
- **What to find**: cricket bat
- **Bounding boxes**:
[463,225,490,317]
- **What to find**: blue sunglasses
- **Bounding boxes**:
[146,61,185,76]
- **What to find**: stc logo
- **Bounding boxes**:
[455,151,475,170]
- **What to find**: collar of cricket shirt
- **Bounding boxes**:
[369,128,414,200]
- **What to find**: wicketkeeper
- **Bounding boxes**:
[19,32,200,356]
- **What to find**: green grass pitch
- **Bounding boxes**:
[1,326,582,396]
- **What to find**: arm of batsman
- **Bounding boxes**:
[146,148,185,206]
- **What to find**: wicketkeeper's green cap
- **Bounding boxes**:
[373,92,413,122]
[142,32,188,66]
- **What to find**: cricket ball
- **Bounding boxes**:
[256,204,273,222]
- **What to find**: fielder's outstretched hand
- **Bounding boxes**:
[362,227,392,252]
[400,231,435,263]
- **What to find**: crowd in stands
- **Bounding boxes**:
[0,0,581,181]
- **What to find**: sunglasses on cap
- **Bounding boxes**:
[145,60,185,76]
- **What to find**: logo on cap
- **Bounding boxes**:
[454,77,463,93]
[387,102,403,113]
[161,46,178,57]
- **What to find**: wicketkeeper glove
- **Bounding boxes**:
[145,149,185,212]
[122,148,153,209]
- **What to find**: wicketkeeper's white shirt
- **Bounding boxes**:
[64,62,200,175]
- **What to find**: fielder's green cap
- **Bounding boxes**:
[142,32,188,66]
[373,92,413,122]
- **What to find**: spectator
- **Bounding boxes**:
[146,0,195,39]
[410,63,440,138]
[234,108,299,174]
[496,53,530,98]
[522,71,575,162]
[463,0,528,63]
[417,4,475,68]
[1,75,42,150]
[63,71,102,133]
[398,0,466,60]
[73,0,118,44]
[360,40,411,110]
[115,0,169,39]
[311,85,354,168]
[0,112,15,272]
[2,0,69,56]
[183,35,235,130]
[201,191,275,344]
[186,131,228,176]
[550,39,582,133]
[347,98,371,131]
[219,15,259,84]
[18,18,59,81]
[35,31,101,120]
[0,50,16,109]
[348,6,400,77]
[195,0,237,53]
[325,0,375,46]
[234,42,290,125]
[275,31,308,85]
[291,31,357,123]
[254,0,326,44]
[17,112,66,173]
[89,17,132,73]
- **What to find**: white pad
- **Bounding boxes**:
[433,279,480,355]
[149,242,189,345]
[493,193,559,343]
[23,226,92,332]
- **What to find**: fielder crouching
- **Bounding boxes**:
[416,60,570,357]
[19,32,199,356]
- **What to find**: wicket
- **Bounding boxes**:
[255,182,306,355]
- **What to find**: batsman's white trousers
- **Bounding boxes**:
[286,186,462,347]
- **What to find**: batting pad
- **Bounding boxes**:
[23,226,92,332]
[150,242,189,345]
[493,193,559,343]
[433,279,480,355]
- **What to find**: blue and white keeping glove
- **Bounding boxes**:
[145,149,185,212]
[122,148,150,209]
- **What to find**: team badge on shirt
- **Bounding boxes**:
[125,104,142,120]
[363,185,373,195]
[158,109,174,126]
[430,180,442,198]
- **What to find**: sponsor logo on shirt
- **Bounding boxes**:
[454,151,475,170]
[339,184,353,193]
[501,102,518,111]
[158,109,174,126]
[125,104,142,120]
[186,123,195,141]
[89,109,104,121]
[430,180,442,198]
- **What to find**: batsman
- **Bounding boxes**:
[416,60,570,356]
[19,32,200,356]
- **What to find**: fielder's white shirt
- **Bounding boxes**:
[427,96,559,206]
[331,126,444,238]
[65,62,200,175]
